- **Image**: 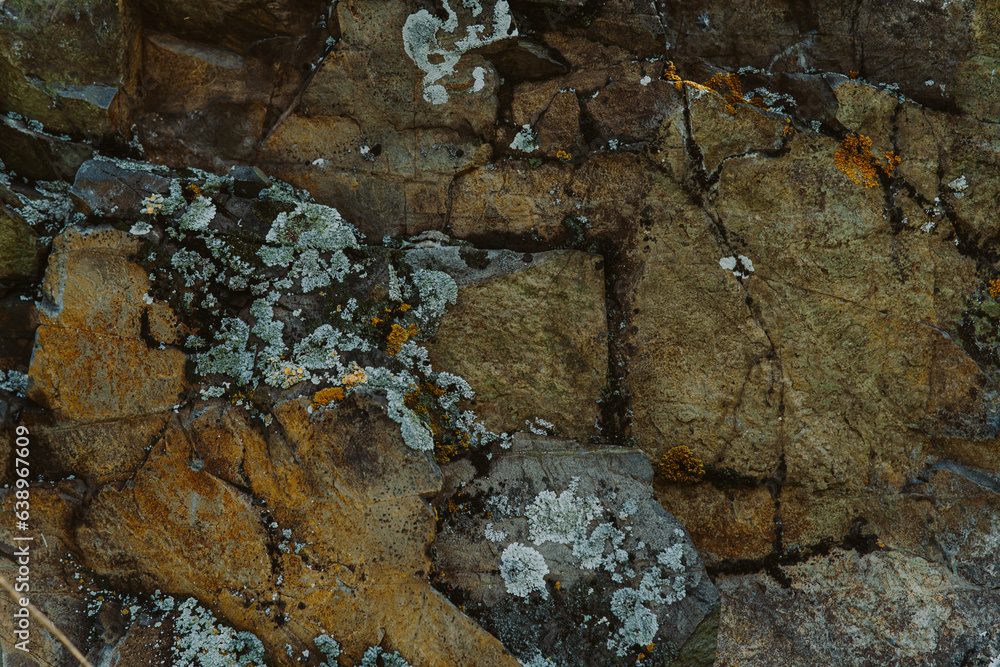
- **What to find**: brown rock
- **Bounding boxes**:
[137,0,325,56]
[75,397,520,667]
[0,0,141,137]
[627,176,783,477]
[655,483,777,566]
[0,481,91,666]
[0,206,40,286]
[687,81,788,177]
[0,116,95,182]
[25,226,186,480]
[134,33,282,169]
[449,153,646,244]
[534,91,582,156]
[259,120,490,238]
[422,249,607,439]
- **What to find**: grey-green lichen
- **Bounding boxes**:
[120,158,501,453]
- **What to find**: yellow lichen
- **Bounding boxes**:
[656,445,705,484]
[988,279,1000,298]
[386,323,419,356]
[834,134,899,188]
[556,149,571,161]
[311,386,345,408]
[663,61,683,89]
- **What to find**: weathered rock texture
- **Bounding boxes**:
[415,247,608,440]
[3,0,1000,665]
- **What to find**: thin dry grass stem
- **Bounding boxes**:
[0,572,95,667]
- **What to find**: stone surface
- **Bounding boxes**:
[75,397,520,667]
[0,115,95,182]
[25,226,185,481]
[71,159,172,217]
[256,0,505,235]
[716,549,1000,666]
[419,249,607,440]
[137,0,325,55]
[449,154,647,246]
[0,481,92,667]
[0,0,141,137]
[0,206,40,286]
[433,433,719,665]
[6,1,1000,664]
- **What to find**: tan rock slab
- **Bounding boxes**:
[424,249,607,439]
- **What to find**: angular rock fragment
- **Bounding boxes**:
[414,248,607,440]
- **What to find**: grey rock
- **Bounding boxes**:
[433,433,720,666]
[716,549,1000,666]
[228,165,270,199]
[71,159,171,218]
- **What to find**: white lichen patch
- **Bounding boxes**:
[526,478,602,546]
[719,254,755,279]
[0,369,28,397]
[485,522,508,542]
[106,159,509,455]
[501,543,550,598]
[948,175,969,191]
[509,125,538,153]
[402,0,515,104]
[173,597,265,667]
[487,478,702,660]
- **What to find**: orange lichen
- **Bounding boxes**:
[340,364,368,388]
[783,119,796,136]
[311,386,345,408]
[704,72,769,114]
[848,70,860,79]
[556,150,571,161]
[386,323,419,356]
[834,134,899,187]
[663,61,683,89]
[141,194,164,215]
[988,279,1000,298]
[656,445,705,484]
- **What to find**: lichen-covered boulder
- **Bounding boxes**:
[433,433,720,666]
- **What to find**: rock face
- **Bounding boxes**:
[73,397,519,667]
[4,0,1000,665]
